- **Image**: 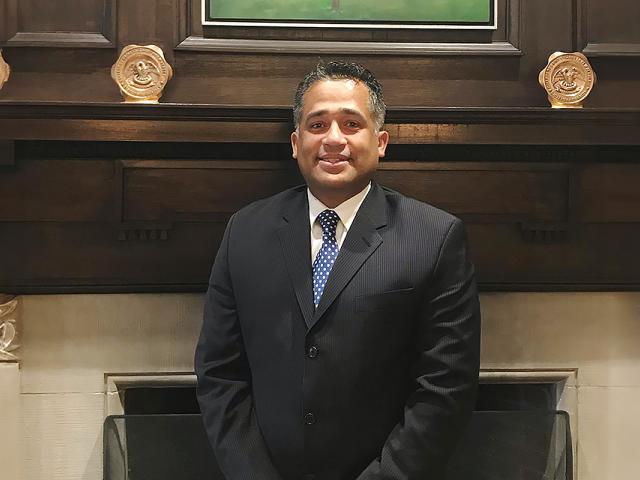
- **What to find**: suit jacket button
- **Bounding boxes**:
[304,412,316,425]
[307,346,319,358]
[304,474,316,480]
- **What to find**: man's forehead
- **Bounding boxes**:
[331,78,358,90]
[306,78,362,94]
[301,79,370,116]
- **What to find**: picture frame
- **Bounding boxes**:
[202,0,498,30]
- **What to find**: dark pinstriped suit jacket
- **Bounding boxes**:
[195,182,481,480]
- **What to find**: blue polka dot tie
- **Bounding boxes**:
[312,209,340,307]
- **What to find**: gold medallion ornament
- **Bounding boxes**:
[538,52,596,108]
[0,49,10,91]
[111,45,173,103]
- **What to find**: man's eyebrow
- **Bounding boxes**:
[304,108,367,121]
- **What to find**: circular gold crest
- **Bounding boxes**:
[111,45,173,103]
[538,52,596,108]
[0,49,11,91]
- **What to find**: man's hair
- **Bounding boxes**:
[293,61,386,131]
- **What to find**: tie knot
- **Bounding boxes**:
[317,209,339,237]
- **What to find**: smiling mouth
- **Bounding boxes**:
[317,156,350,174]
[318,156,350,164]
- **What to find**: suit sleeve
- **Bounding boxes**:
[194,214,285,480]
[356,218,481,480]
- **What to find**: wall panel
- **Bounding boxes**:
[1,148,640,291]
[579,0,640,56]
[2,0,116,48]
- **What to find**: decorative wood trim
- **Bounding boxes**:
[577,0,640,57]
[176,0,521,56]
[0,140,13,166]
[480,283,640,292]
[0,102,638,125]
[582,43,640,57]
[0,296,19,362]
[112,159,291,238]
[2,0,117,49]
[176,37,522,56]
[113,159,173,240]
[0,104,639,144]
[4,32,113,48]
[0,0,18,43]
[6,282,640,295]
[519,222,570,243]
[116,226,171,242]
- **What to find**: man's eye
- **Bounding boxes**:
[309,122,324,129]
[345,121,360,128]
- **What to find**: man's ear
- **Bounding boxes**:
[377,130,390,158]
[291,130,299,159]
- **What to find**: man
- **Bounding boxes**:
[195,61,480,480]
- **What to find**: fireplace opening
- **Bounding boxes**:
[104,376,572,480]
[120,382,559,414]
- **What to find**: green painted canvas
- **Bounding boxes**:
[207,0,492,24]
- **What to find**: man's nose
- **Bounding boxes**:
[323,121,347,145]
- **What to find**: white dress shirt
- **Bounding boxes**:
[307,183,371,264]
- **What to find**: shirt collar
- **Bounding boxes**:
[307,182,372,232]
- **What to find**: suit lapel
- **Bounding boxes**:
[311,183,388,328]
[276,188,315,329]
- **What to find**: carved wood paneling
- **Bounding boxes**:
[578,0,640,56]
[1,0,116,48]
[0,158,114,221]
[3,220,640,292]
[121,160,299,221]
[2,146,640,291]
[116,0,179,62]
[580,164,640,222]
[378,163,568,221]
[0,140,13,166]
[0,0,637,106]
[116,160,569,226]
[470,223,640,290]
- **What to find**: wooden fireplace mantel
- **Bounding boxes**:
[1,102,639,145]
[1,102,640,293]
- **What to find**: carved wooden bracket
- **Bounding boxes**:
[0,296,19,362]
[117,224,171,242]
[519,222,572,243]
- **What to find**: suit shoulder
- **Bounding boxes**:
[380,185,460,231]
[232,185,305,222]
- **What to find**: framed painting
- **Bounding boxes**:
[202,0,497,30]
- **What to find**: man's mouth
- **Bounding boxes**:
[317,155,350,173]
[318,155,350,164]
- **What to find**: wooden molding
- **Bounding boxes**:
[175,37,522,56]
[582,42,640,57]
[577,0,640,57]
[0,102,638,124]
[0,103,639,145]
[4,32,113,48]
[0,140,14,166]
[176,0,521,56]
[1,0,116,48]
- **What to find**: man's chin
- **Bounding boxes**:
[310,171,353,189]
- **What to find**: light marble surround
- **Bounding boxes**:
[0,363,20,480]
[3,292,639,480]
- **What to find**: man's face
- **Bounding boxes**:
[291,79,389,206]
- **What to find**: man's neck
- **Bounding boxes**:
[308,185,369,209]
